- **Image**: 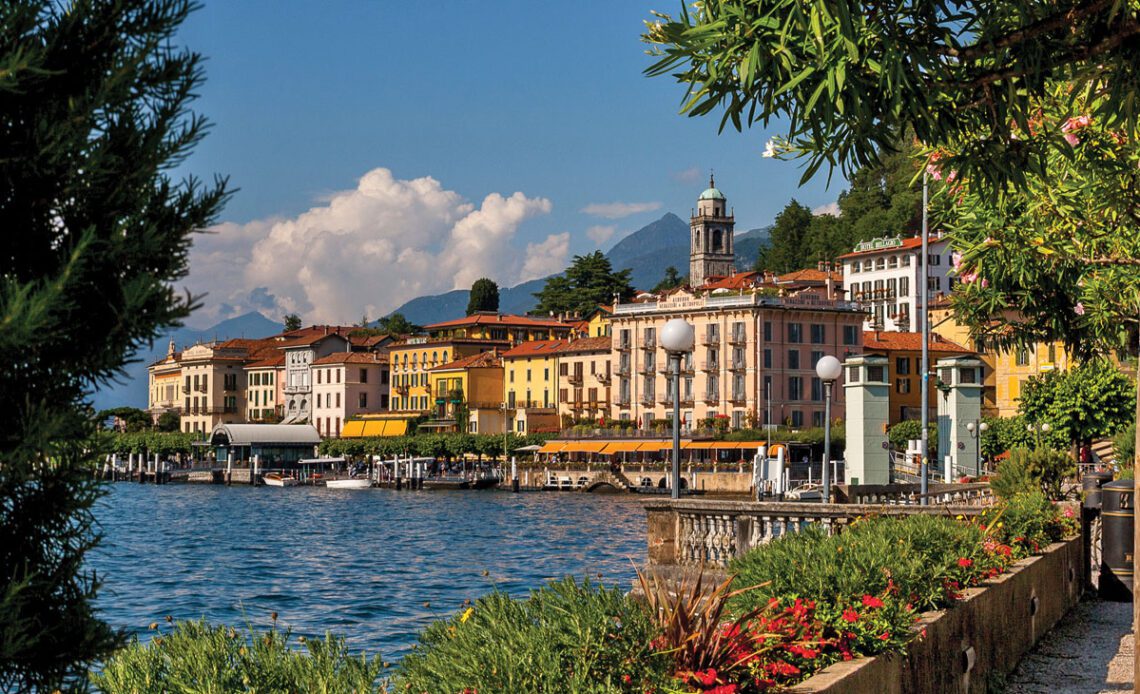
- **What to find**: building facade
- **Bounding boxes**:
[177,340,254,434]
[147,338,182,423]
[279,329,354,424]
[861,330,974,424]
[244,355,284,422]
[426,351,506,434]
[501,341,560,433]
[389,338,506,413]
[311,352,390,438]
[839,235,955,332]
[555,337,612,424]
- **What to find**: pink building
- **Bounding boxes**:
[311,352,391,438]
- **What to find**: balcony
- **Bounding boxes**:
[853,288,898,302]
[729,391,747,404]
[638,362,657,374]
[641,336,656,350]
[702,332,720,346]
[703,392,720,405]
[729,360,747,372]
[700,360,720,372]
[395,384,408,395]
[681,394,695,406]
[181,385,190,394]
[195,384,207,393]
[617,338,632,351]
[616,395,631,407]
[512,400,555,412]
[594,370,611,384]
[639,393,656,406]
[567,371,583,385]
[617,362,631,376]
[729,330,747,345]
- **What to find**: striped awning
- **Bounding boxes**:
[341,420,365,438]
[538,442,566,454]
[601,442,644,454]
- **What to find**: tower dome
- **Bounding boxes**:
[698,173,725,200]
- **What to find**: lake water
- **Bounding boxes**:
[89,484,648,660]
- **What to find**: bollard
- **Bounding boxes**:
[252,454,261,487]
[511,456,519,493]
[1084,470,1114,510]
[226,450,233,486]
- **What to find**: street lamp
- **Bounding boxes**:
[1027,421,1051,447]
[661,318,695,499]
[965,420,989,477]
[815,355,843,503]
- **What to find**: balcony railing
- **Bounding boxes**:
[195,384,207,393]
[641,336,656,350]
[702,332,720,346]
[617,363,631,376]
[700,361,720,372]
[729,360,746,371]
[395,384,408,394]
[617,337,631,350]
[729,330,747,344]
[703,392,719,404]
[594,371,611,384]
[617,395,631,407]
[729,391,747,403]
[567,371,583,384]
[181,385,190,394]
[638,362,657,374]
[639,393,656,406]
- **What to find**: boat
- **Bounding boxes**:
[421,476,469,490]
[263,472,299,487]
[325,477,371,490]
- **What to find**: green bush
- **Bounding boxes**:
[887,420,937,454]
[394,577,671,693]
[91,620,383,693]
[988,491,1077,553]
[990,447,1074,500]
[1114,423,1135,473]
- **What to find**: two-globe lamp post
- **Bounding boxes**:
[661,319,695,500]
[965,420,989,477]
[815,355,842,504]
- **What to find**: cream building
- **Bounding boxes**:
[556,337,612,424]
[839,234,955,332]
[178,339,256,434]
[279,328,354,424]
[244,354,284,423]
[611,182,866,431]
[147,338,182,423]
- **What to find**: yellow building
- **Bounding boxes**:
[862,331,974,424]
[930,305,1070,416]
[147,339,182,423]
[426,351,506,434]
[388,338,506,413]
[578,305,613,338]
[501,340,560,433]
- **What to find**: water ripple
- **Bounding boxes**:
[89,484,647,660]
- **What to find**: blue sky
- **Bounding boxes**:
[178,1,843,327]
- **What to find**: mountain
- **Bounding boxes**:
[385,214,773,324]
[91,312,283,411]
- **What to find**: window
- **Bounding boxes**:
[360,368,367,383]
[791,410,804,427]
[335,392,341,408]
[381,370,389,385]
[811,377,822,401]
[763,321,772,341]
[896,357,910,375]
[359,393,367,408]
[763,349,772,369]
[544,368,550,380]
[850,262,860,274]
[888,255,898,268]
[843,325,858,345]
[896,378,911,394]
[928,276,942,291]
[810,324,825,343]
[510,370,515,382]
[902,255,911,267]
[899,277,910,297]
[875,257,885,270]
[1016,348,1030,366]
[763,375,772,398]
[811,350,823,368]
[336,369,341,384]
[862,259,872,271]
[813,411,824,427]
[788,376,803,400]
[1047,343,1056,363]
[787,323,803,343]
[526,369,532,382]
[559,362,568,376]
[788,350,800,369]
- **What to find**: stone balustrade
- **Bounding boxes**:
[645,498,992,568]
[837,482,994,506]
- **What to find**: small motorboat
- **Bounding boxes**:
[263,472,299,487]
[325,477,371,490]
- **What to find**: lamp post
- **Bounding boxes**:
[965,420,989,477]
[661,318,695,499]
[1027,421,1051,448]
[815,355,842,503]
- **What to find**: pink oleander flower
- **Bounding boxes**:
[1074,302,1086,315]
[951,251,962,270]
[1062,115,1092,133]
[926,163,943,181]
[1063,132,1081,147]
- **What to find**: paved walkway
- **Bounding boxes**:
[1004,598,1133,694]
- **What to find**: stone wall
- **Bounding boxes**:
[788,536,1083,694]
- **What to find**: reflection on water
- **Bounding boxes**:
[90,484,647,659]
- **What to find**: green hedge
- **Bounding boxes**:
[318,432,553,460]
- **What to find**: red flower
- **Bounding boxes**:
[879,632,891,641]
[707,686,738,694]
[841,609,859,623]
[696,668,718,686]
[861,595,884,608]
[621,674,632,684]
[957,557,973,568]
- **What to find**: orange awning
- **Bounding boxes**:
[340,421,365,438]
[565,442,608,453]
[601,442,643,453]
[538,442,566,454]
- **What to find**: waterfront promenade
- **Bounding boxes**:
[1005,599,1133,693]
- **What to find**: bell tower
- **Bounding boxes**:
[689,174,735,288]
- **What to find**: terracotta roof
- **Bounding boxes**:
[501,340,566,358]
[312,351,389,366]
[862,331,972,353]
[276,330,355,349]
[837,235,945,260]
[424,313,573,330]
[701,271,764,291]
[776,269,842,284]
[245,355,285,369]
[430,351,502,371]
[557,336,612,354]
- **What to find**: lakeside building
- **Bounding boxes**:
[425,351,506,434]
[311,352,391,438]
[555,337,612,425]
[388,338,506,413]
[501,341,560,433]
[861,330,973,424]
[177,338,273,433]
[611,182,867,430]
[424,312,576,342]
[839,234,956,332]
[244,354,285,422]
[147,338,182,423]
[277,327,356,424]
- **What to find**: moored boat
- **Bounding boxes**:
[325,477,371,490]
[263,472,299,487]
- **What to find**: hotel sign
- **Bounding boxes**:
[854,236,903,253]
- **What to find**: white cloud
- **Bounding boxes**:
[586,224,617,245]
[671,166,702,184]
[522,232,570,280]
[581,201,661,219]
[184,168,559,327]
[813,201,841,216]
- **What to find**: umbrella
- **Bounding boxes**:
[513,444,542,452]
